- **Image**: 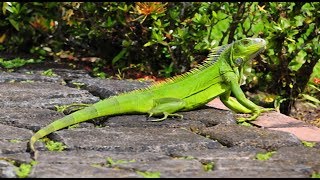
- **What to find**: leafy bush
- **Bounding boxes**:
[0,2,319,114]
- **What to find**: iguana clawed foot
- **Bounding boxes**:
[147,112,183,122]
[236,107,274,122]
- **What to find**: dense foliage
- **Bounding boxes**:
[0,2,319,114]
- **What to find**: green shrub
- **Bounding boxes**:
[1,2,319,115]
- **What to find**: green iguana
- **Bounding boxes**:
[29,38,272,154]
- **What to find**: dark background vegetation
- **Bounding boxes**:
[0,2,319,117]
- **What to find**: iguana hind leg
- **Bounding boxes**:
[147,98,186,122]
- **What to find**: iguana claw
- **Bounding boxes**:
[148,112,183,122]
[237,108,274,122]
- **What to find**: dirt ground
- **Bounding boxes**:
[290,100,320,128]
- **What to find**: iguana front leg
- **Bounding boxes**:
[220,73,273,122]
[220,91,252,114]
[229,80,273,121]
[147,98,186,122]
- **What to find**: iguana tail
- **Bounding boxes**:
[29,96,139,152]
[29,105,96,152]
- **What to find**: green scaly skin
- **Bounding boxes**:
[29,38,272,156]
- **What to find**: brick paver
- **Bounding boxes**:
[207,98,320,142]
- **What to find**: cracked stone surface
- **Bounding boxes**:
[0,68,319,178]
[70,77,151,98]
[199,124,302,150]
[48,127,222,153]
[0,82,100,109]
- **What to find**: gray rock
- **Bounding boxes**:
[199,124,302,150]
[102,114,206,130]
[102,108,235,132]
[180,107,236,126]
[0,82,100,109]
[17,68,91,82]
[0,124,33,140]
[210,161,308,178]
[0,153,33,164]
[48,127,222,153]
[272,146,320,173]
[0,124,33,154]
[70,78,151,98]
[32,150,209,178]
[0,71,64,84]
[0,160,16,178]
[0,107,64,131]
[0,140,29,154]
[32,162,139,178]
[163,148,312,178]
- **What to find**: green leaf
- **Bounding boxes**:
[217,11,228,20]
[301,140,316,148]
[287,43,296,53]
[203,162,215,172]
[154,19,162,27]
[106,16,115,28]
[2,2,9,14]
[151,29,165,43]
[252,21,264,34]
[45,140,66,151]
[15,161,37,178]
[243,17,251,31]
[117,4,128,12]
[143,41,155,47]
[273,25,282,31]
[212,11,218,19]
[255,151,276,161]
[294,15,305,27]
[301,3,315,16]
[192,13,202,23]
[8,18,19,31]
[280,17,290,29]
[194,42,205,50]
[136,171,161,178]
[311,172,320,178]
[112,48,127,65]
[41,69,57,77]
[301,94,320,104]
[169,8,180,20]
[288,50,307,71]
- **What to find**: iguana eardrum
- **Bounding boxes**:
[29,38,271,153]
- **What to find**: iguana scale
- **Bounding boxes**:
[29,38,271,154]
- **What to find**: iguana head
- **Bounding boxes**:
[230,38,266,66]
[229,38,266,84]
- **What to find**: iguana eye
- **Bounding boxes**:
[242,40,249,45]
[235,57,243,66]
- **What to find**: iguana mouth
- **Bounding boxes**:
[247,38,266,60]
[250,46,265,60]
